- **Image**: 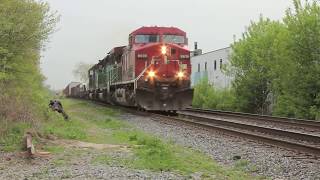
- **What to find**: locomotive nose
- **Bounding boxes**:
[157,44,183,78]
[138,43,189,80]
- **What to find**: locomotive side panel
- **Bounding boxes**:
[121,48,136,82]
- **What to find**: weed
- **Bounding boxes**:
[0,123,31,151]
[43,145,64,154]
[233,159,262,176]
[61,170,72,178]
[234,159,250,170]
[95,118,128,130]
[53,158,66,166]
[43,118,87,140]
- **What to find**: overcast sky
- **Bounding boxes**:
[41,0,293,89]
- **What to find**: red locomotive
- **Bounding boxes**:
[87,26,193,111]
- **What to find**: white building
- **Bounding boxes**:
[191,47,233,89]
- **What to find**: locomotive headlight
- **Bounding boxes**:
[148,71,156,78]
[161,46,167,55]
[177,71,184,78]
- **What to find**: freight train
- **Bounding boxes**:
[65,26,193,111]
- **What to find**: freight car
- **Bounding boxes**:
[63,82,86,98]
[75,26,193,111]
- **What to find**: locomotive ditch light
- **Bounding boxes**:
[148,71,156,78]
[161,46,167,55]
[177,71,184,78]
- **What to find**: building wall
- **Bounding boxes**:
[191,47,233,89]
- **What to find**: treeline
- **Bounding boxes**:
[0,0,58,135]
[193,0,320,120]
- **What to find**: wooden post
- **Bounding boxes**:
[25,132,35,156]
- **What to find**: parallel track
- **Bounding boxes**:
[187,108,320,131]
[88,100,320,158]
[176,109,320,157]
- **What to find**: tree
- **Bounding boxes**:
[230,0,320,119]
[230,16,287,114]
[273,0,320,119]
[72,62,94,83]
[0,0,59,123]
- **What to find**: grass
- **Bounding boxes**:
[43,118,87,140]
[0,122,32,152]
[52,158,67,166]
[93,136,259,179]
[2,98,263,179]
[42,99,260,179]
[42,145,65,154]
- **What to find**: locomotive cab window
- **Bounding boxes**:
[163,35,185,44]
[135,35,160,43]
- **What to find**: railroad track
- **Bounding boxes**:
[187,108,320,132]
[175,109,320,157]
[86,100,320,158]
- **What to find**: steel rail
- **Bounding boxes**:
[153,114,320,157]
[84,100,320,157]
[186,108,320,129]
[178,111,320,143]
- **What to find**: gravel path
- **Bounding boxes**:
[0,149,184,180]
[119,112,320,180]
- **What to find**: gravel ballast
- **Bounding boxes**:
[1,108,319,180]
[120,112,320,180]
[0,150,184,180]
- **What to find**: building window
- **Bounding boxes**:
[220,59,223,69]
[214,60,217,70]
[205,62,207,71]
[198,63,200,72]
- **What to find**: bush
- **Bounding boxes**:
[192,78,236,111]
[0,0,58,149]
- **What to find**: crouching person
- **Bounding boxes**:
[49,100,69,120]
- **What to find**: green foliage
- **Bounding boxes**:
[193,78,236,111]
[229,0,320,119]
[0,0,59,141]
[273,0,320,119]
[0,123,32,151]
[44,118,87,140]
[230,16,287,114]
